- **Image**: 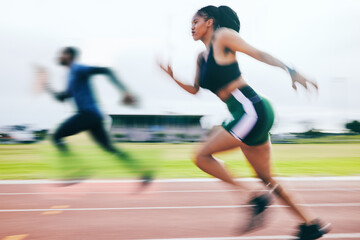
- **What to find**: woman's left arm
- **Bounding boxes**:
[216,29,318,91]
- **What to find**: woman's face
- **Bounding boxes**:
[191,14,212,41]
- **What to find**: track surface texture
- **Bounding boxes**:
[1,177,359,240]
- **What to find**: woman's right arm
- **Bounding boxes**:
[158,54,201,95]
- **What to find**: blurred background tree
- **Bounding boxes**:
[345,120,360,133]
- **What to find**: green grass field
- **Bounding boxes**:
[0,133,360,179]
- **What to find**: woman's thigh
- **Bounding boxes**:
[197,127,245,156]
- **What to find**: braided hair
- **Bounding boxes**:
[196,5,240,32]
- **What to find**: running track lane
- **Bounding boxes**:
[1,177,359,240]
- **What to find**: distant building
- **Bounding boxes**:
[109,114,208,142]
[0,125,36,144]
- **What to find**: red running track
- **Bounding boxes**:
[1,178,360,240]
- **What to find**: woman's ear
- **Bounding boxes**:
[206,18,214,28]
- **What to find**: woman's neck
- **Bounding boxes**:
[201,29,214,50]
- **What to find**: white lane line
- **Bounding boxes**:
[1,203,359,213]
[1,188,359,196]
[1,176,360,184]
[139,233,360,240]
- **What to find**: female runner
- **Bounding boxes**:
[159,5,330,239]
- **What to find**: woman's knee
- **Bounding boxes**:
[193,151,209,166]
[192,152,200,165]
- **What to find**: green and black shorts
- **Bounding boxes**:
[222,86,275,146]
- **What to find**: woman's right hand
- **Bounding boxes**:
[158,59,200,95]
[158,62,174,79]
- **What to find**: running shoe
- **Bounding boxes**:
[294,219,331,240]
[241,192,273,234]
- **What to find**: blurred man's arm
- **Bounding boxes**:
[44,83,70,102]
[88,67,129,93]
[52,91,71,102]
[87,66,136,105]
[35,65,70,102]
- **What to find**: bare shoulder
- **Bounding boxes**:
[213,28,249,53]
[214,27,240,42]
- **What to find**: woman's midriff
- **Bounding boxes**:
[215,76,248,102]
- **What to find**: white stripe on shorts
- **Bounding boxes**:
[229,89,258,140]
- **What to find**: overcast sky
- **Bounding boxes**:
[1,0,359,133]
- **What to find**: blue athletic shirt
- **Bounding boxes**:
[65,64,108,116]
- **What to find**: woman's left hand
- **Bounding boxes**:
[290,70,318,92]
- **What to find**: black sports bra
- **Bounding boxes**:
[198,44,241,93]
